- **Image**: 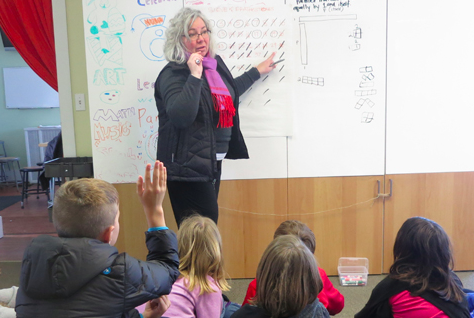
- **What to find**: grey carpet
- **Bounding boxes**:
[0,262,21,289]
[1,262,473,317]
[228,272,474,318]
[0,196,21,211]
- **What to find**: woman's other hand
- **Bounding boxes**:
[256,52,276,75]
[187,53,204,78]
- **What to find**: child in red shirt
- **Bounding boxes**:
[242,220,344,315]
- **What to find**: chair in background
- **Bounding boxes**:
[38,132,63,210]
[0,140,21,191]
[19,166,50,208]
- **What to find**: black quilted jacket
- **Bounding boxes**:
[15,230,179,318]
[355,276,470,318]
[154,55,259,182]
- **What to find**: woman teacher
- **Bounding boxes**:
[155,7,276,227]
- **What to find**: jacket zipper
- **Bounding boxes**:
[205,78,218,179]
[172,130,181,163]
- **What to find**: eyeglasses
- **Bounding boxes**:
[186,29,210,41]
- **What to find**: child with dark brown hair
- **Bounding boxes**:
[242,220,344,315]
[356,217,470,318]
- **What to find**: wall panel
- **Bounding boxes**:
[383,173,474,273]
[288,176,384,275]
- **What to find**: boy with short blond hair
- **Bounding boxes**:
[52,178,119,240]
[16,161,178,318]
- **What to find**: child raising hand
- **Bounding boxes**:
[16,161,179,318]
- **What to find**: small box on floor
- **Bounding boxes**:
[338,257,368,286]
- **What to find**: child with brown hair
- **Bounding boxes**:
[162,215,230,318]
[242,220,344,315]
[232,235,329,318]
[15,161,179,318]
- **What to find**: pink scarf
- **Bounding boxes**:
[201,57,235,128]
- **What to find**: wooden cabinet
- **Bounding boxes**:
[218,179,288,278]
[383,173,474,273]
[114,172,474,278]
[288,176,384,275]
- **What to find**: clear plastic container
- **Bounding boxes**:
[338,257,368,286]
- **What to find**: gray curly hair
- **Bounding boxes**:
[164,7,215,64]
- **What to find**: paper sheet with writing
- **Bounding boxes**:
[194,4,294,137]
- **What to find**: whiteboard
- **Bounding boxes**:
[82,0,387,183]
[82,0,295,182]
[386,1,474,174]
[3,67,59,108]
[81,0,474,182]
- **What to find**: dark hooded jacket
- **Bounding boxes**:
[154,55,260,182]
[15,229,179,318]
[355,276,470,318]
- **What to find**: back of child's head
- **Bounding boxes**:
[390,216,464,302]
[256,235,322,317]
[53,178,119,239]
[273,220,316,254]
[178,215,229,294]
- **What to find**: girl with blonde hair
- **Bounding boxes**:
[163,215,230,318]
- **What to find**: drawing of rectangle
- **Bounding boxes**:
[362,73,375,81]
[300,23,307,65]
[364,99,375,108]
[359,81,374,88]
[361,112,374,123]
[355,98,365,109]
[355,89,377,96]
[299,14,357,23]
[359,66,373,73]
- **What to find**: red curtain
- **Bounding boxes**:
[0,0,58,91]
